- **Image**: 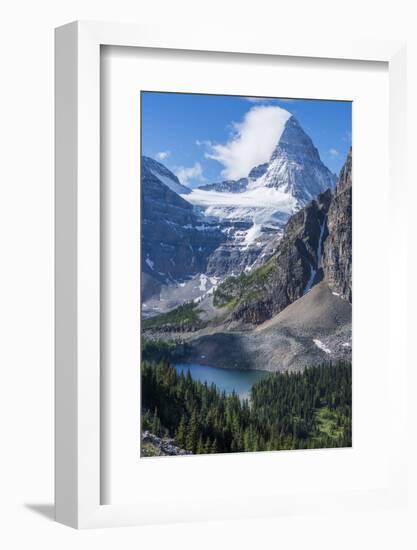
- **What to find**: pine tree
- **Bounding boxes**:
[151,408,161,436]
[186,409,198,453]
[175,415,187,449]
[196,435,204,454]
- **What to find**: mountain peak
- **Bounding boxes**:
[142,156,191,195]
[248,115,336,203]
[271,116,320,162]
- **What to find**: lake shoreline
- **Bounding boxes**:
[174,362,269,400]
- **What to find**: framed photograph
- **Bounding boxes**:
[55,21,408,528]
[139,90,353,458]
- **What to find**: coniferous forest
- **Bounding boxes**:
[141,359,352,455]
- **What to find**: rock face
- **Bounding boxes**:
[141,163,225,301]
[204,220,283,277]
[199,178,248,193]
[248,162,269,180]
[323,148,352,302]
[142,156,191,195]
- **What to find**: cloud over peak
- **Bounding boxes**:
[205,105,292,179]
[174,162,205,188]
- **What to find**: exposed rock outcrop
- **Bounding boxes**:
[141,431,191,457]
[198,177,248,193]
[323,148,352,302]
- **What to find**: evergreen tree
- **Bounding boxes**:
[151,407,161,436]
[196,435,204,454]
[175,415,187,448]
[186,409,199,453]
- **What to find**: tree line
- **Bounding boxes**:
[141,359,352,454]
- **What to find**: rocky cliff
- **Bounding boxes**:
[198,177,249,193]
[141,163,225,301]
[323,148,352,302]
[142,155,191,194]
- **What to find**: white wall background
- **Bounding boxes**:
[0,0,416,548]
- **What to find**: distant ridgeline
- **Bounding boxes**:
[141,358,352,456]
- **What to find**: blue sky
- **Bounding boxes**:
[141,92,352,188]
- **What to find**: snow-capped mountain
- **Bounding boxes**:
[190,115,336,205]
[141,116,337,314]
[248,116,336,203]
[180,115,335,276]
[142,155,191,195]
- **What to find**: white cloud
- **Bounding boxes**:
[205,105,291,179]
[329,148,340,157]
[174,162,205,187]
[155,150,170,161]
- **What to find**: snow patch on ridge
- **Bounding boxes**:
[149,170,182,194]
[313,339,332,354]
[199,274,208,291]
[145,256,154,270]
[244,223,262,246]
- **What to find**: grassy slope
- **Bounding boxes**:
[142,301,204,330]
[213,256,277,309]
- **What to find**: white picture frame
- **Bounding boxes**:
[55,20,407,529]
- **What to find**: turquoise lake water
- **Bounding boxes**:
[174,363,268,400]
